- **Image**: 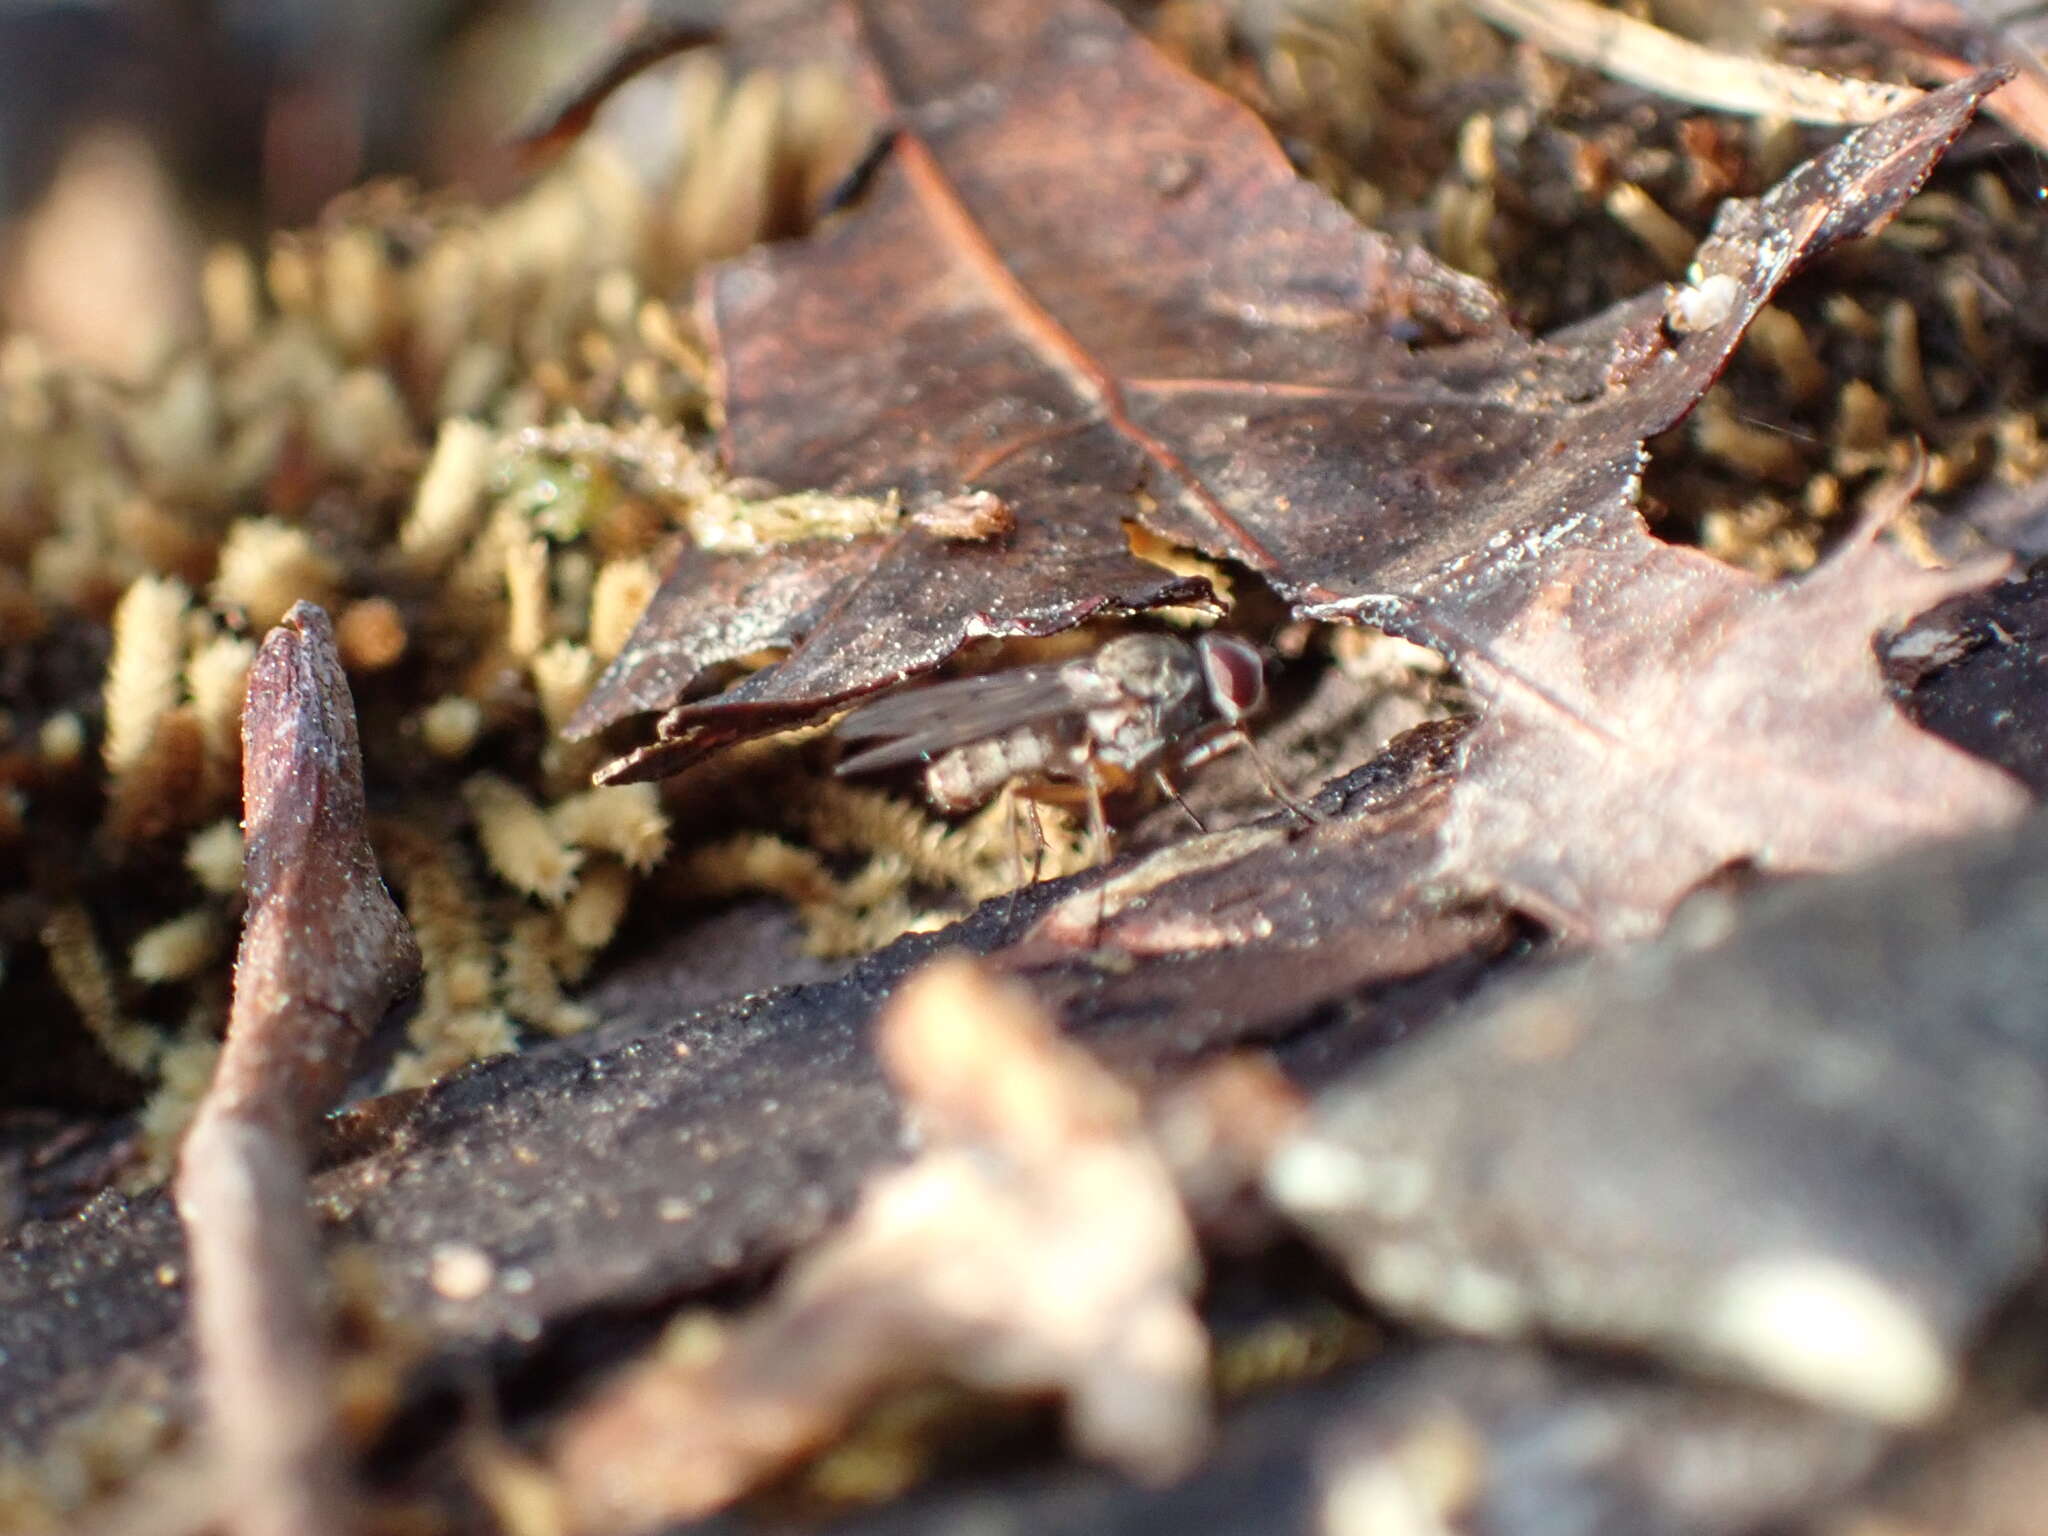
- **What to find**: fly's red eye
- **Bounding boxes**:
[1198,634,1265,725]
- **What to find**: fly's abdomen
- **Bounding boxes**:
[926,730,1060,813]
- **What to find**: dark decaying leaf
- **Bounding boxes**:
[572,0,2004,794]
[1270,808,2048,1426]
[551,955,1208,1531]
[1888,559,2048,794]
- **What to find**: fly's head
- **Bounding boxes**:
[1195,632,1266,728]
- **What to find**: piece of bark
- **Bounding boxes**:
[172,603,420,1536]
[551,954,1209,1531]
[1271,808,2048,1425]
[1308,1346,1884,1536]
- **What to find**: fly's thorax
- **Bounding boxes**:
[1073,634,1205,772]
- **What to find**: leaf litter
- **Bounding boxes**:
[573,0,2023,939]
[7,2,2048,1533]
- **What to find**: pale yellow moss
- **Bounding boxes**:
[466,773,582,905]
[1604,181,1694,275]
[418,695,484,760]
[550,783,669,872]
[400,418,496,573]
[387,1008,520,1091]
[38,711,85,769]
[209,518,340,631]
[588,554,658,661]
[1693,391,1806,483]
[129,909,224,985]
[110,495,212,581]
[466,1439,571,1536]
[510,416,900,552]
[102,575,190,777]
[500,912,596,1037]
[552,546,595,640]
[265,242,318,317]
[131,1034,222,1187]
[321,227,395,360]
[201,242,261,353]
[184,633,255,791]
[335,596,408,672]
[676,834,837,906]
[216,406,293,501]
[374,819,498,1016]
[312,367,414,470]
[121,357,221,494]
[41,905,160,1075]
[184,819,245,897]
[796,780,1090,906]
[561,859,633,953]
[28,533,108,612]
[503,534,552,659]
[531,640,598,732]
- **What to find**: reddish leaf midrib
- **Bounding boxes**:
[884,127,1289,580]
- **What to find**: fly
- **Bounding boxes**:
[834,632,1315,879]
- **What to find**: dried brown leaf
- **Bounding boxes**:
[570,0,2006,803]
[1435,481,2030,940]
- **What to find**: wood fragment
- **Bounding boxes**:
[172,602,420,1536]
[1468,0,1923,123]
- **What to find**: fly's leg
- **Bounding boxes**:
[1000,787,1052,932]
[1024,795,1049,887]
[1084,762,1112,948]
[1237,729,1323,825]
[1001,783,1026,930]
[1179,724,1321,827]
[1154,769,1207,834]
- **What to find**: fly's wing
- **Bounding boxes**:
[835,666,1078,775]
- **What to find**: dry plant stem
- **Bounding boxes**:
[174,602,422,1536]
[1467,0,1924,123]
[1794,0,2048,153]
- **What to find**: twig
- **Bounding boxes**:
[173,603,421,1536]
[1793,0,2048,153]
[1468,0,1925,123]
